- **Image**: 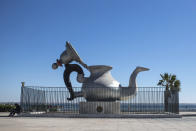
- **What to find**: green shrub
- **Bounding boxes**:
[49,106,57,112]
[0,104,15,112]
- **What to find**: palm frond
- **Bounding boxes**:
[158,73,181,92]
[174,80,181,88]
[157,80,163,86]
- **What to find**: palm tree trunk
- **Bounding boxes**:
[164,91,169,112]
[164,85,169,112]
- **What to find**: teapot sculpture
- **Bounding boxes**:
[52,42,149,101]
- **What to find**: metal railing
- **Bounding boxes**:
[179,103,196,112]
[20,86,179,114]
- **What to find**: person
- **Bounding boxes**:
[9,103,21,117]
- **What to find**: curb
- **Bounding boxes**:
[18,113,182,118]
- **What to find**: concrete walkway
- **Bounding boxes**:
[0,116,196,131]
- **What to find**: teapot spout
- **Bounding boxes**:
[129,66,149,89]
[120,66,149,100]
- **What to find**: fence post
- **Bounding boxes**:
[21,82,25,87]
[20,82,25,112]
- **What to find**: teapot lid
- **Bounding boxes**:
[66,42,83,63]
[64,42,88,68]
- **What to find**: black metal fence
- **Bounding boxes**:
[20,86,179,114]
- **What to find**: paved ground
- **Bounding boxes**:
[180,112,196,116]
[0,116,196,131]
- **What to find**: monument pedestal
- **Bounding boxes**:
[79,102,120,114]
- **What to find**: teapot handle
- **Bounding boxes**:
[63,64,84,100]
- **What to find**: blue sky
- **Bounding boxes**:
[0,0,196,103]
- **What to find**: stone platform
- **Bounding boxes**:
[79,101,120,114]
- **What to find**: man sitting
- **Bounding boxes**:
[9,103,21,117]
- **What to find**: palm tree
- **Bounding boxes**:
[157,73,181,112]
[157,73,181,92]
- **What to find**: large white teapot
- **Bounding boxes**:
[52,42,149,101]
